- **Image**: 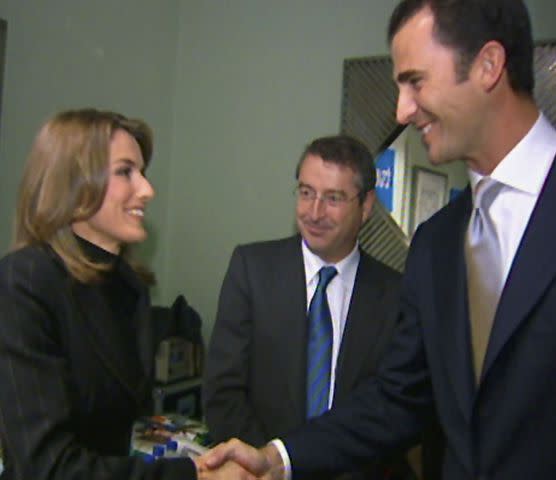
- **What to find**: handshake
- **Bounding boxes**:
[194,439,285,480]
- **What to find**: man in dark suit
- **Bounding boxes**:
[201,1,556,479]
[203,135,414,478]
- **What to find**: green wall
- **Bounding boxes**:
[165,0,397,342]
[0,1,555,343]
[0,0,181,295]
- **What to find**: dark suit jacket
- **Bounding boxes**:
[203,235,407,477]
[283,158,556,479]
[0,244,196,480]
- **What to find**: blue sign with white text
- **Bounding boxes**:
[375,148,395,212]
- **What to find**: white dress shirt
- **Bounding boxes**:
[272,239,360,478]
[468,113,556,284]
[301,238,360,408]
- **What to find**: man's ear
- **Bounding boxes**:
[474,40,506,91]
[361,190,375,223]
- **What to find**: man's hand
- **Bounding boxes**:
[198,438,285,480]
[194,456,257,480]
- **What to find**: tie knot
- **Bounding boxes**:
[474,177,503,212]
[317,266,337,290]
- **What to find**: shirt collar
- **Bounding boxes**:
[469,113,556,197]
[301,238,360,288]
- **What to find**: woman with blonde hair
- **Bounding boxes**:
[0,109,213,479]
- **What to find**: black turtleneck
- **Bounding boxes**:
[75,235,141,363]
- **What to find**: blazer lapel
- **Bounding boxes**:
[432,189,475,422]
[482,158,556,379]
[117,260,153,382]
[334,255,386,400]
[280,237,309,423]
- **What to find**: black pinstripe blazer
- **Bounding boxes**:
[0,244,196,480]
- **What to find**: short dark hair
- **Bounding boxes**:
[295,135,376,202]
[387,0,534,95]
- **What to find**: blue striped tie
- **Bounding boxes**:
[306,266,338,418]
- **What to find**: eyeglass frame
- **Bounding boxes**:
[293,184,363,208]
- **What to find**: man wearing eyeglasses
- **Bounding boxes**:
[203,135,415,480]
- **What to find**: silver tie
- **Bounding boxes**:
[465,177,504,383]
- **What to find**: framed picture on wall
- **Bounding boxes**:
[410,166,448,235]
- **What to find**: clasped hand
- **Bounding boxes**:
[194,438,283,480]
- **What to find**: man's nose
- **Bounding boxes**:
[396,87,417,125]
[309,196,326,219]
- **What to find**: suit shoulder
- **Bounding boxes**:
[234,235,299,258]
[359,251,401,282]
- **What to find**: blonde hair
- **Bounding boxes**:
[14,108,155,284]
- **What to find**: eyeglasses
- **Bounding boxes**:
[293,185,360,208]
